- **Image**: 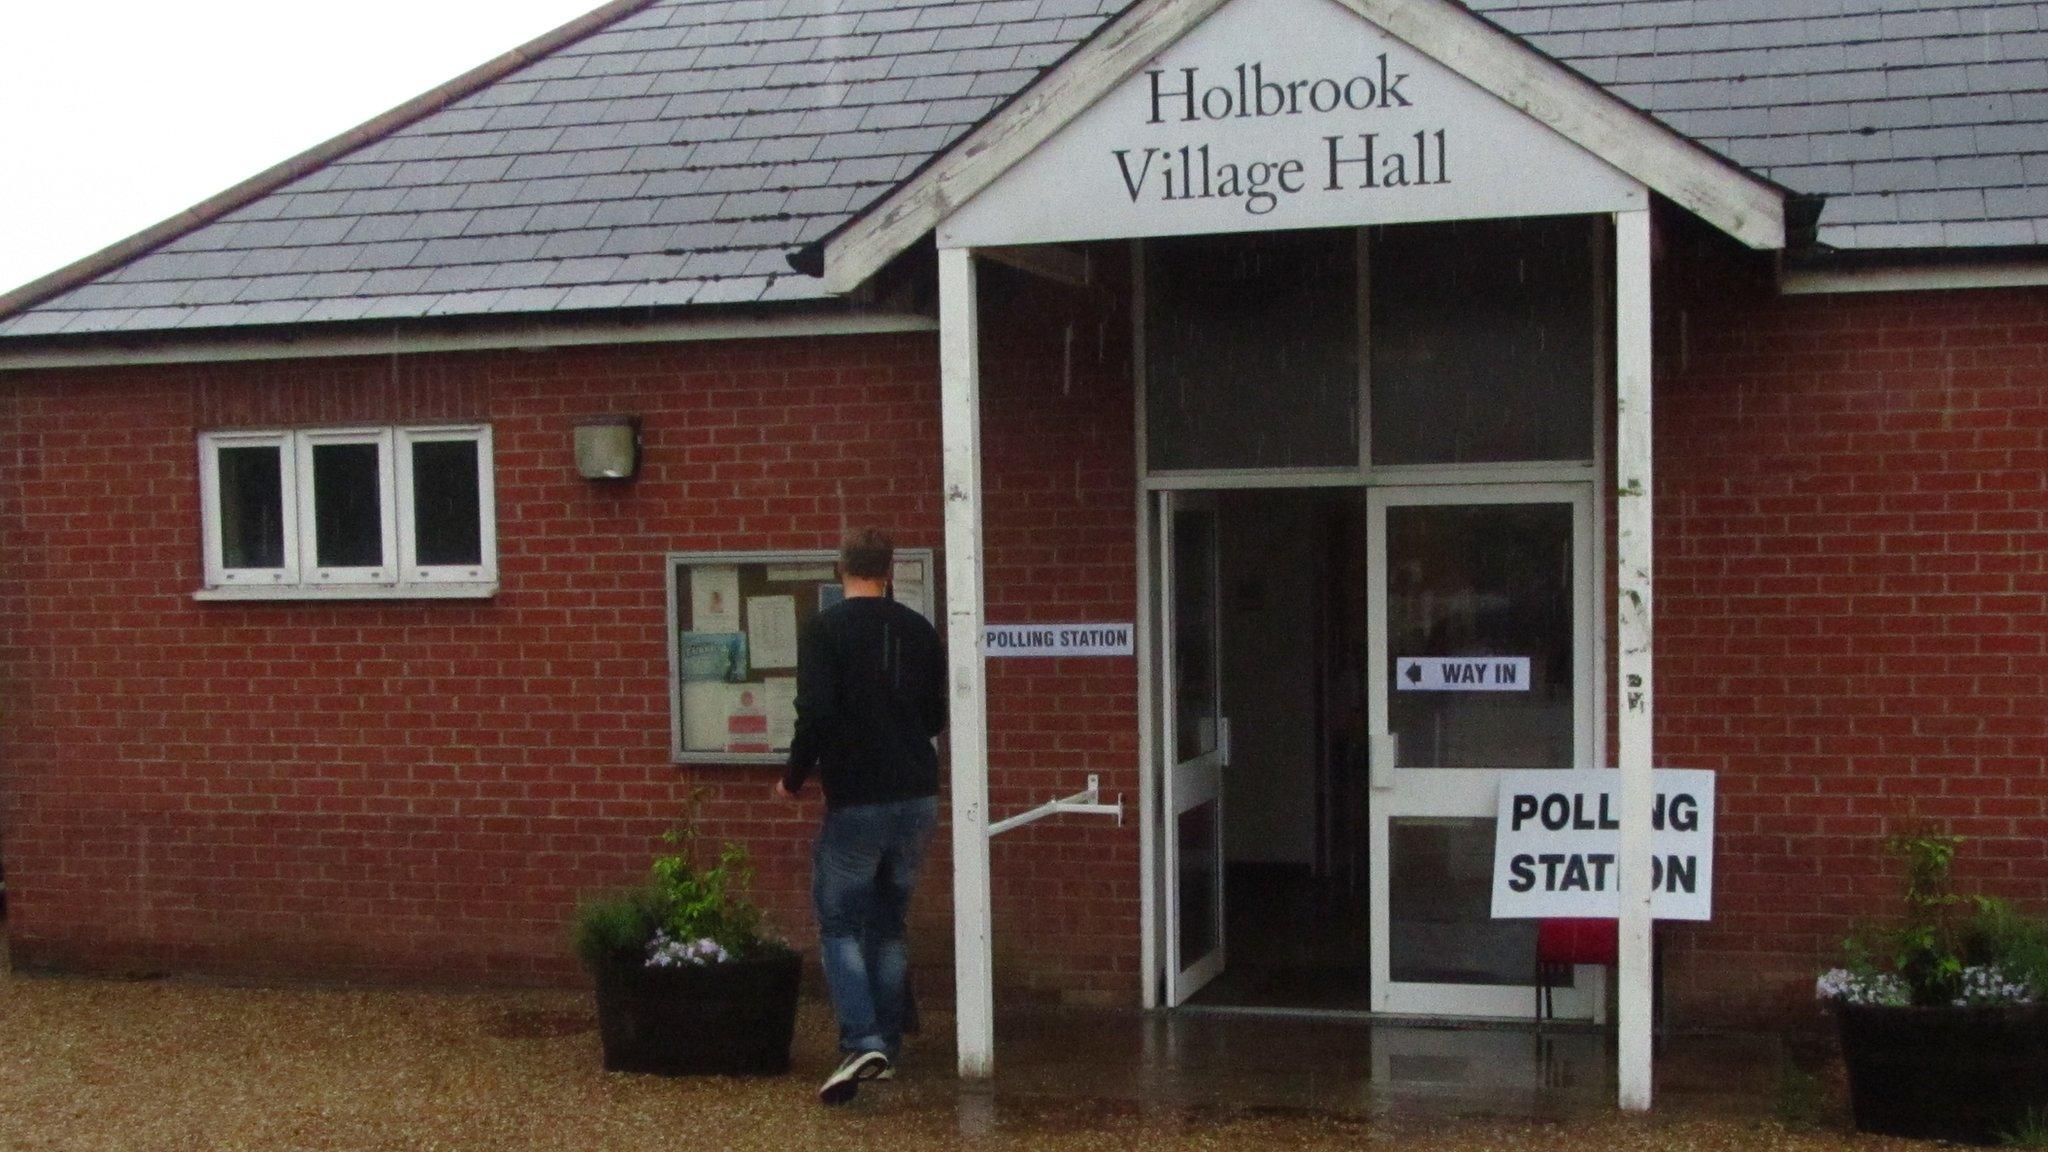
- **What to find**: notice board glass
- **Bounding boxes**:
[667,549,937,763]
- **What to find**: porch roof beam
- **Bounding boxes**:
[979,245,1093,289]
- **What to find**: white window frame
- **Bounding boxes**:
[396,425,497,585]
[196,424,497,601]
[297,427,398,586]
[198,430,300,588]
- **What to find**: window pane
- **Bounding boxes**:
[217,445,285,569]
[1177,800,1220,966]
[1172,507,1220,763]
[1387,502,1575,770]
[1146,229,1359,471]
[411,439,482,566]
[1370,216,1597,465]
[1171,508,1212,762]
[311,442,384,568]
[1390,817,1536,985]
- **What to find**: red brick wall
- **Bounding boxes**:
[978,265,1141,1005]
[0,300,1141,1000]
[6,249,2041,1029]
[1655,253,2048,1028]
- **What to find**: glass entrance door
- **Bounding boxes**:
[1161,490,1226,1004]
[1367,485,1596,1018]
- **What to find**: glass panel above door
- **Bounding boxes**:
[1386,501,1574,769]
[1369,215,1598,466]
[1145,229,1359,472]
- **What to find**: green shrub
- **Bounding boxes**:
[2000,1107,2048,1149]
[1967,897,2048,998]
[650,833,767,957]
[573,885,664,968]
[571,825,783,969]
[1825,833,2046,1008]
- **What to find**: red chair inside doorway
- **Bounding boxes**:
[1534,917,1618,1021]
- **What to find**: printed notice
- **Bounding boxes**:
[892,559,930,622]
[682,681,737,751]
[680,632,748,683]
[691,565,741,633]
[763,676,798,749]
[746,595,800,669]
[1397,656,1530,692]
[725,685,772,754]
[984,623,1135,658]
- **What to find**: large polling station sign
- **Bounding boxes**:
[1490,769,1716,921]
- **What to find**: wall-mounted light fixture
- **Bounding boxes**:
[573,415,640,480]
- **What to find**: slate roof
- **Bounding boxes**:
[1472,0,2048,251]
[0,0,1126,339]
[3,0,2045,339]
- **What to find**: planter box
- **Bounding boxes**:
[1836,1001,2048,1144]
[591,947,802,1076]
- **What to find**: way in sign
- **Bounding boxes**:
[1396,655,1530,692]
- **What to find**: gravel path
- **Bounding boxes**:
[0,971,1922,1152]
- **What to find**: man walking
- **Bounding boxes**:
[775,528,947,1105]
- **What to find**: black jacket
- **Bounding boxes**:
[782,595,946,809]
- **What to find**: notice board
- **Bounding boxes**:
[667,549,936,763]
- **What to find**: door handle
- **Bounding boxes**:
[1370,732,1398,791]
[1217,717,1231,766]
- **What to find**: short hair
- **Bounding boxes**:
[840,527,894,579]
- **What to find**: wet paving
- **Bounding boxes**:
[972,1008,1787,1123]
[0,965,1884,1152]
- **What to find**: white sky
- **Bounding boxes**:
[0,0,604,297]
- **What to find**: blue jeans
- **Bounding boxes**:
[812,795,937,1058]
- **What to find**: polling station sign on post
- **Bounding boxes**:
[983,623,1135,657]
[1490,769,1716,921]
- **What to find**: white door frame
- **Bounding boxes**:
[1366,481,1598,1018]
[1159,489,1228,1004]
[1131,220,1616,1022]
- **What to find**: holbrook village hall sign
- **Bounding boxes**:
[939,0,1648,249]
[1115,55,1446,216]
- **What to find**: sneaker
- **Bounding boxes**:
[818,1050,890,1105]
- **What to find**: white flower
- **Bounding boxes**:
[1955,964,2036,1007]
[1815,965,2038,1007]
[1816,968,1908,1006]
[644,930,733,968]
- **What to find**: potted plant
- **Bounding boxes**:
[1816,833,2048,1143]
[573,826,801,1076]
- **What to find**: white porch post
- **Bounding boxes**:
[1613,209,1656,1111]
[939,246,996,1081]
